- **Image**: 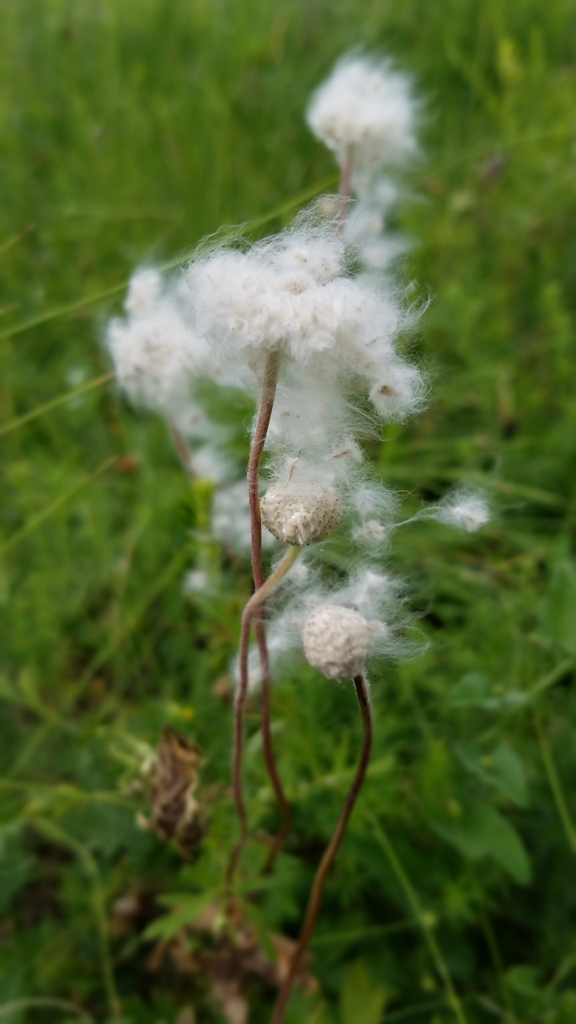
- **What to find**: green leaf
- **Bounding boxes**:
[144,892,215,941]
[340,960,387,1024]
[490,743,529,807]
[0,673,27,708]
[505,964,544,995]
[445,673,528,713]
[286,990,335,1024]
[240,899,276,962]
[455,742,529,807]
[503,965,549,1015]
[540,548,576,654]
[432,800,532,884]
[445,673,491,708]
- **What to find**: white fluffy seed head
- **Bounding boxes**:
[184,206,352,372]
[353,519,389,544]
[212,481,275,555]
[306,54,418,168]
[183,199,420,398]
[434,492,490,532]
[106,267,212,418]
[182,569,211,597]
[124,268,163,318]
[106,300,203,416]
[267,226,346,284]
[261,482,342,546]
[302,604,377,680]
[369,360,427,421]
[266,367,351,454]
[187,249,341,368]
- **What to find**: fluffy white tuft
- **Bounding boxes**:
[431,491,490,532]
[124,268,164,318]
[369,359,427,420]
[211,481,276,555]
[349,483,398,546]
[106,271,209,418]
[353,519,389,544]
[306,54,418,168]
[187,249,343,369]
[343,196,409,273]
[266,368,357,457]
[182,569,212,597]
[191,444,236,485]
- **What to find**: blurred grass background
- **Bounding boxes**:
[2,0,576,1021]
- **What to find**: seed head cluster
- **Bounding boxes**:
[105,50,490,693]
[306,54,418,168]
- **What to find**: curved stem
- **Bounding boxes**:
[248,353,293,861]
[338,143,354,229]
[226,545,300,886]
[248,351,281,592]
[259,624,292,874]
[168,420,196,478]
[31,817,122,1022]
[373,824,468,1024]
[534,708,576,854]
[272,674,373,1024]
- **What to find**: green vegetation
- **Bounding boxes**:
[2,1,576,1021]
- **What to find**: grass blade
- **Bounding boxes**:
[0,372,113,437]
[1,457,116,556]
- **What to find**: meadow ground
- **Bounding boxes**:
[2,1,576,1021]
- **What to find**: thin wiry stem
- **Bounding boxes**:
[373,824,468,1024]
[0,999,93,1022]
[0,371,113,438]
[338,143,354,229]
[255,539,300,874]
[248,353,294,861]
[168,420,196,477]
[31,818,122,1023]
[272,674,373,1024]
[259,617,294,875]
[226,604,253,885]
[248,351,281,589]
[1,457,116,557]
[534,708,576,854]
[226,537,299,886]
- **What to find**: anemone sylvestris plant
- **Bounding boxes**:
[105,52,489,1021]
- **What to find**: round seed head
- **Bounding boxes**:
[302,604,377,680]
[261,482,342,546]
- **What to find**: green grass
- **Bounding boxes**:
[2,1,576,1021]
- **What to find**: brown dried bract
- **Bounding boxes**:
[147,898,318,1024]
[147,726,207,858]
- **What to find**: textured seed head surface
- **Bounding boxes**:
[302,604,376,680]
[261,482,342,546]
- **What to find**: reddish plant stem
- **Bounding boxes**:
[168,421,196,478]
[227,351,293,883]
[271,675,373,1024]
[250,353,293,865]
[338,143,354,230]
[258,616,293,874]
[226,597,253,886]
[226,544,300,886]
[248,352,281,591]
